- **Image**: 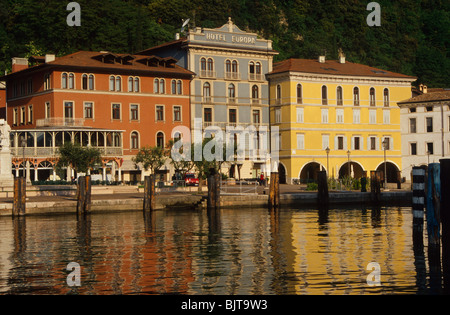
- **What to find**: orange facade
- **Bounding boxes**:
[3,52,193,155]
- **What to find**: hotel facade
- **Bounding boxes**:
[138,18,278,179]
[1,52,193,182]
[266,54,416,184]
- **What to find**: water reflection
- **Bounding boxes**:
[0,206,446,295]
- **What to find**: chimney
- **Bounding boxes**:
[11,57,28,73]
[45,54,55,63]
[338,49,346,64]
[423,85,428,94]
[318,55,326,63]
[175,33,180,40]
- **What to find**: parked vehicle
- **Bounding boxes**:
[184,173,199,186]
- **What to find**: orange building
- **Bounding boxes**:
[0,52,194,182]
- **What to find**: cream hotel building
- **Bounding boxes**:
[266,52,416,184]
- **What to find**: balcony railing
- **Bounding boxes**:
[225,72,241,80]
[248,73,265,81]
[199,70,216,78]
[11,146,123,158]
[36,118,85,127]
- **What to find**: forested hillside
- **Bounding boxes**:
[0,0,448,87]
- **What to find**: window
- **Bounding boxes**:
[411,143,417,155]
[69,73,75,89]
[112,104,121,120]
[131,132,139,149]
[296,107,304,123]
[156,132,164,148]
[275,108,281,123]
[82,74,88,90]
[370,137,377,150]
[297,84,303,104]
[64,101,74,119]
[322,135,330,150]
[110,76,115,91]
[253,109,260,124]
[154,79,159,93]
[115,76,121,92]
[369,109,376,124]
[226,60,231,73]
[426,117,433,132]
[20,107,25,124]
[353,87,360,106]
[353,109,360,124]
[159,79,165,94]
[383,88,389,107]
[229,108,237,124]
[204,108,212,123]
[297,134,304,150]
[207,58,214,72]
[337,136,344,150]
[203,82,211,102]
[336,109,344,123]
[353,136,361,150]
[130,104,139,121]
[156,105,164,121]
[370,87,376,106]
[44,73,51,90]
[232,60,238,73]
[171,80,177,94]
[228,84,236,103]
[13,108,18,126]
[252,85,259,103]
[62,73,68,89]
[201,58,206,71]
[173,106,181,122]
[27,105,33,124]
[322,85,328,105]
[426,106,433,112]
[177,80,182,94]
[336,86,343,106]
[129,77,134,92]
[127,76,140,92]
[276,85,281,104]
[27,79,32,94]
[410,118,417,133]
[45,102,51,119]
[427,142,434,155]
[84,102,93,119]
[249,61,262,80]
[383,110,390,124]
[89,74,95,90]
[321,108,328,123]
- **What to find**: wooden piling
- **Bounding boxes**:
[412,167,426,244]
[143,175,155,211]
[370,171,381,203]
[269,172,280,210]
[207,169,220,210]
[76,176,91,215]
[397,170,402,189]
[426,163,441,247]
[440,158,450,292]
[12,177,26,216]
[317,171,329,206]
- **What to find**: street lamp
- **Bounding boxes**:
[325,147,330,178]
[382,138,388,189]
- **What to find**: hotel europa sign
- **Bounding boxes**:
[204,32,257,45]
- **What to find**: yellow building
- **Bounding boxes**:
[266,54,416,184]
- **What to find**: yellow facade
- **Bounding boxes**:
[267,60,415,184]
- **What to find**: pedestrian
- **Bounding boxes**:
[260,172,265,186]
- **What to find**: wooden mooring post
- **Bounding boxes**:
[440,159,450,292]
[76,175,91,215]
[143,175,155,211]
[268,172,280,210]
[207,169,220,210]
[426,163,441,247]
[12,177,26,216]
[370,170,381,203]
[412,167,426,244]
[317,171,329,206]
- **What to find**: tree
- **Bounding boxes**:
[56,142,102,175]
[167,138,194,178]
[132,145,167,174]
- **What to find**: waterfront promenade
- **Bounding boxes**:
[0,183,412,216]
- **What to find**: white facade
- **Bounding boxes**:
[400,97,450,180]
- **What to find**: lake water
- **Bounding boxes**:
[0,206,444,295]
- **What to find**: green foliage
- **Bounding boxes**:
[306,182,318,191]
[132,145,167,173]
[0,0,448,87]
[56,142,102,173]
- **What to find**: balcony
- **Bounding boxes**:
[199,70,216,79]
[225,72,241,80]
[37,117,85,127]
[248,73,265,81]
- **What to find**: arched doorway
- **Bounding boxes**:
[300,162,322,183]
[376,162,400,183]
[338,162,365,179]
[278,163,287,184]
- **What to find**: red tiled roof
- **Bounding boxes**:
[1,51,194,79]
[398,90,450,104]
[269,58,416,80]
